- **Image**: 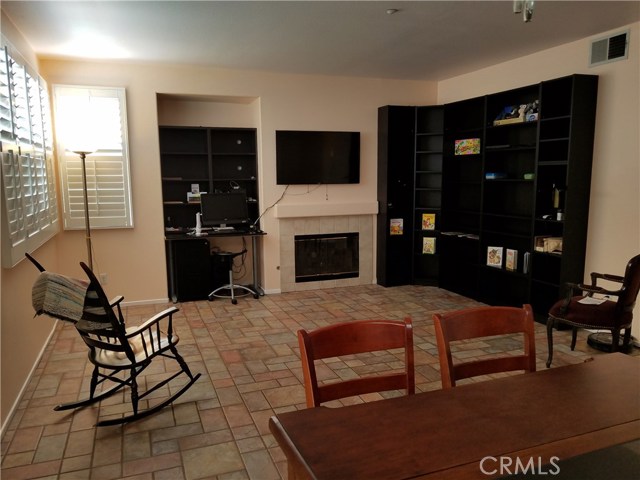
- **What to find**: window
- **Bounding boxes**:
[0,44,59,268]
[52,85,133,230]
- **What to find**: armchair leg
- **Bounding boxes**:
[611,329,620,353]
[623,328,632,350]
[570,327,578,351]
[546,317,555,368]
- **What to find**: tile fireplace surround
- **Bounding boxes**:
[278,214,374,292]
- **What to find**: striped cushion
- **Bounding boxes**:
[32,272,89,323]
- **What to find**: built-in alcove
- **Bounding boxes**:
[295,233,359,282]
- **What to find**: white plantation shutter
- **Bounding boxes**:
[53,85,133,229]
[0,47,13,143]
[1,44,59,267]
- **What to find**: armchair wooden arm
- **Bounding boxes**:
[591,271,624,285]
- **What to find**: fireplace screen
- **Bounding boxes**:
[295,233,359,282]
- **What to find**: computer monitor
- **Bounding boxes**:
[200,191,250,228]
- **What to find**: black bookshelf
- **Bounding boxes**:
[377,74,598,317]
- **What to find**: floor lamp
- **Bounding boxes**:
[73,150,94,271]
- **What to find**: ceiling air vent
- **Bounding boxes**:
[590,30,629,67]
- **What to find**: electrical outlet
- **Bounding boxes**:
[99,273,109,285]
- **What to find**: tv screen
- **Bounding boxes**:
[276,130,360,185]
[200,191,249,227]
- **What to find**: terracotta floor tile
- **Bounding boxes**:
[181,442,243,479]
[6,426,42,454]
[122,451,181,477]
[3,284,635,479]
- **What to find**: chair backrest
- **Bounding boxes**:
[616,254,640,316]
[73,262,140,361]
[297,318,415,407]
[433,304,536,389]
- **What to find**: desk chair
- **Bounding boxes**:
[208,249,259,304]
[27,253,201,426]
[546,254,640,367]
[433,304,536,389]
[297,318,415,407]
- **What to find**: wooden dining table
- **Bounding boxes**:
[269,353,640,479]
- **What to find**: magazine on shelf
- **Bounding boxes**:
[454,138,481,155]
[390,218,403,235]
[423,237,436,254]
[487,246,503,268]
[422,213,436,230]
[506,249,518,271]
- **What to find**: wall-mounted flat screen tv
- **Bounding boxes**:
[276,130,360,185]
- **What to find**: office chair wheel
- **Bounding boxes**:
[232,298,238,305]
[253,293,259,299]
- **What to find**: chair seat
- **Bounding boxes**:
[549,296,632,329]
[93,327,179,367]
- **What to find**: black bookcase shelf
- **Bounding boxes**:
[159,126,259,231]
[413,106,444,286]
[378,74,598,317]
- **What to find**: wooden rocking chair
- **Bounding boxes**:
[27,253,201,426]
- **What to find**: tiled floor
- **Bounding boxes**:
[1,284,633,480]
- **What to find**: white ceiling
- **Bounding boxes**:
[3,1,639,81]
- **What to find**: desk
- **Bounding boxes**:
[165,229,266,303]
[269,354,640,480]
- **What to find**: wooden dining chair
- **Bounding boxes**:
[297,318,415,407]
[433,304,536,388]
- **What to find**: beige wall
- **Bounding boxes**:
[439,22,640,339]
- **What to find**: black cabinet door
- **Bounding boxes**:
[166,238,212,302]
[377,106,415,286]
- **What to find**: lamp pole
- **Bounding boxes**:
[74,151,93,270]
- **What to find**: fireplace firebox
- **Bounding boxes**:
[294,233,359,282]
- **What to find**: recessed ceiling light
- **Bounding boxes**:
[386,9,400,15]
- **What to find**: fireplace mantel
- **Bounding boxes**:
[274,202,378,219]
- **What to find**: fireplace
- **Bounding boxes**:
[295,233,359,283]
[278,214,373,292]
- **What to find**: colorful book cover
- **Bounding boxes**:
[390,218,403,235]
[423,237,436,254]
[454,138,481,155]
[422,213,436,230]
[487,246,503,268]
[506,249,518,271]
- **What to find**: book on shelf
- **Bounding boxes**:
[493,117,524,126]
[390,218,403,235]
[422,237,436,254]
[422,213,436,230]
[487,246,503,268]
[523,252,531,274]
[506,249,518,271]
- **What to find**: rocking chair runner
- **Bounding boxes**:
[27,253,201,427]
